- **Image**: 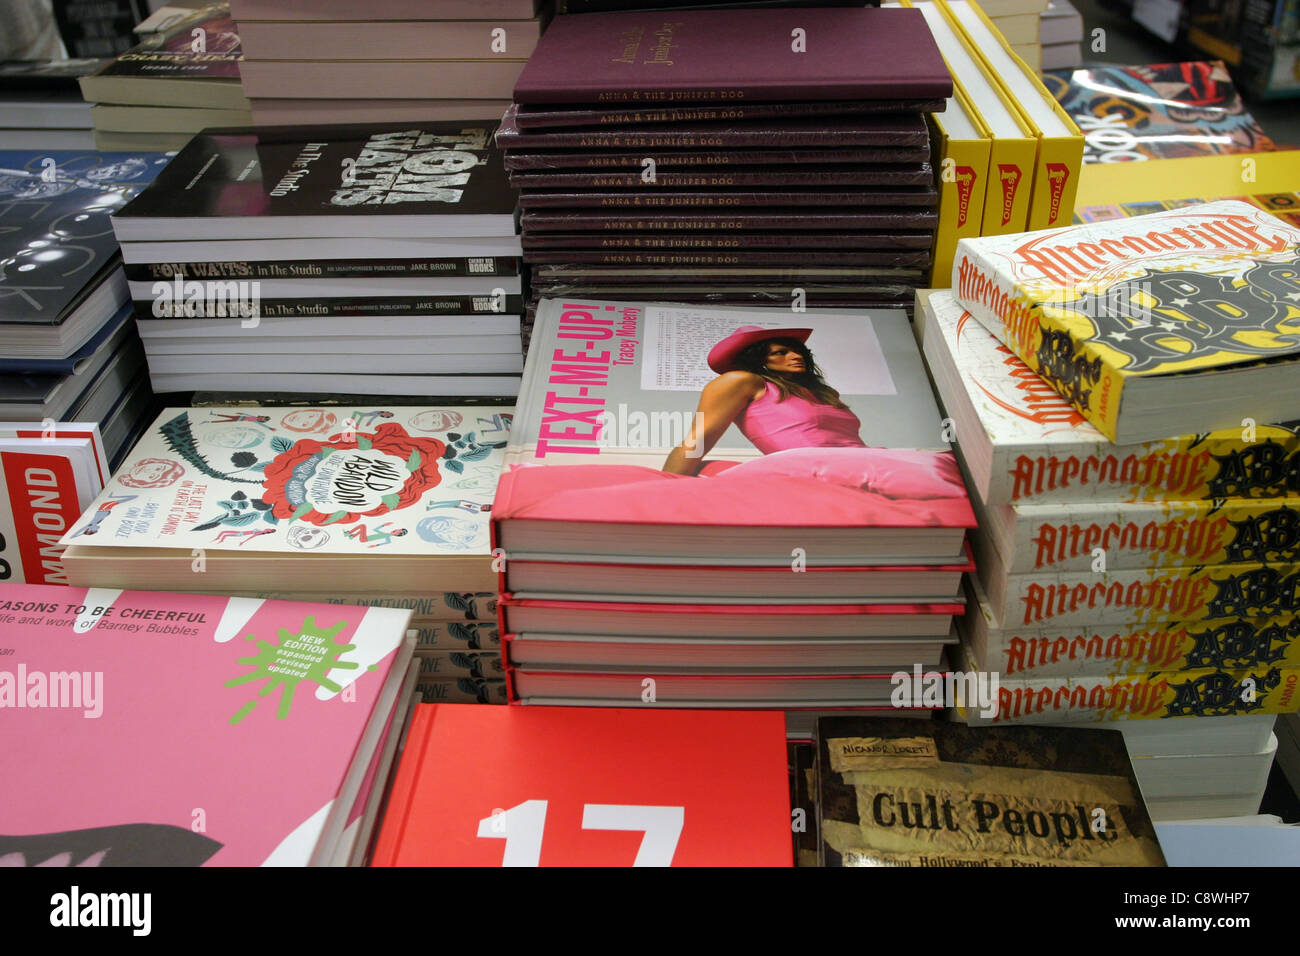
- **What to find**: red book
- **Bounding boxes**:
[512,8,953,104]
[372,704,791,866]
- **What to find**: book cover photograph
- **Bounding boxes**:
[815,717,1166,866]
[493,299,974,562]
[61,406,511,557]
[1,582,414,867]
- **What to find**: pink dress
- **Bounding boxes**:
[733,381,866,453]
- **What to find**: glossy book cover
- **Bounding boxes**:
[494,299,974,542]
[62,406,512,557]
[0,582,413,866]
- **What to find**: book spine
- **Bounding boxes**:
[413,651,507,681]
[998,499,1300,573]
[517,189,936,209]
[124,257,520,281]
[134,294,523,319]
[514,100,946,128]
[498,127,930,149]
[523,210,940,231]
[992,561,1300,629]
[509,169,934,188]
[972,614,1300,679]
[410,621,501,652]
[522,231,920,249]
[962,663,1300,723]
[504,147,930,169]
[524,250,931,267]
[953,243,1127,441]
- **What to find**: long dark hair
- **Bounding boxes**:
[734,337,848,409]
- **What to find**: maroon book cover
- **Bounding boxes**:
[516,186,938,209]
[496,105,930,149]
[521,230,933,249]
[530,264,928,279]
[508,164,935,188]
[524,249,932,266]
[521,207,939,231]
[511,8,952,104]
[503,145,930,170]
[514,98,947,128]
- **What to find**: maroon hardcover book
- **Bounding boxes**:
[513,99,948,128]
[524,249,932,265]
[503,145,931,170]
[508,165,935,188]
[530,265,928,279]
[521,230,933,249]
[511,8,952,104]
[516,186,938,209]
[520,207,940,231]
[495,105,929,149]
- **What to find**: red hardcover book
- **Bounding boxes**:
[370,703,792,866]
[511,8,952,104]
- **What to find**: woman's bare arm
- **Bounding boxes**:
[662,371,763,475]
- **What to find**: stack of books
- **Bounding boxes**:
[1,150,169,471]
[3,581,418,866]
[970,0,1048,70]
[59,403,514,705]
[491,298,976,735]
[107,122,525,398]
[495,7,952,320]
[1039,0,1083,70]
[227,0,547,127]
[807,716,1166,866]
[0,59,100,150]
[919,199,1300,819]
[77,4,252,153]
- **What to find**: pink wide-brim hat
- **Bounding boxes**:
[706,325,813,373]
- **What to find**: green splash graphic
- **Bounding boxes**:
[226,616,357,724]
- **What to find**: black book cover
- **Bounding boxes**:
[503,145,929,170]
[514,98,945,129]
[521,206,939,231]
[815,717,1166,867]
[0,151,169,325]
[123,256,520,281]
[508,164,935,188]
[113,122,516,226]
[517,186,938,209]
[136,293,523,319]
[496,106,930,150]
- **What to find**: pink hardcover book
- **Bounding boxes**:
[0,583,413,867]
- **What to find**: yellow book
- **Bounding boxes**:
[952,199,1300,444]
[943,0,1082,230]
[927,86,992,287]
[1073,148,1300,215]
[904,0,1037,235]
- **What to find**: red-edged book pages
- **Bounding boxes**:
[1,582,413,866]
[491,299,975,565]
[511,8,952,104]
[371,703,791,866]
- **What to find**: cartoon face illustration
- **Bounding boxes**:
[279,409,338,433]
[117,458,185,489]
[452,474,494,491]
[201,426,264,450]
[286,526,330,550]
[415,515,481,549]
[411,409,463,432]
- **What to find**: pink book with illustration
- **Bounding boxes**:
[0,583,413,867]
[493,299,975,566]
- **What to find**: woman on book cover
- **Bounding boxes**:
[663,325,866,475]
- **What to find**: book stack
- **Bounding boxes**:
[77,4,253,153]
[2,581,418,866]
[495,7,952,319]
[491,298,976,735]
[1,150,169,474]
[226,0,547,127]
[107,122,525,398]
[0,59,100,151]
[918,199,1300,818]
[58,404,515,707]
[973,0,1048,70]
[809,716,1166,866]
[1039,0,1083,70]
